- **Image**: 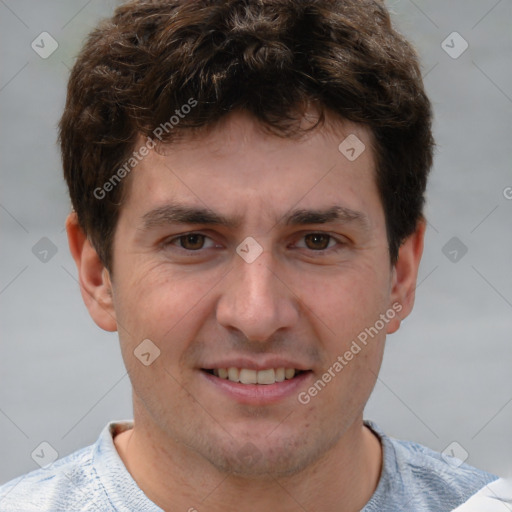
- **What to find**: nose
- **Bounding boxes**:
[216,250,300,343]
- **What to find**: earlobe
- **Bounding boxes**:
[66,212,117,332]
[386,218,426,335]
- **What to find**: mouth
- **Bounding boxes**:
[200,367,312,404]
[201,367,309,385]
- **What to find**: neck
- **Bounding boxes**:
[114,414,382,512]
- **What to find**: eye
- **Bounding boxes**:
[295,233,340,251]
[167,233,217,251]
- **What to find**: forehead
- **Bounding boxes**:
[151,109,374,166]
[119,110,382,230]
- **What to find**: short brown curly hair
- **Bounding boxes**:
[59,0,434,271]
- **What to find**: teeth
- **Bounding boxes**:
[228,367,239,382]
[210,367,300,385]
[285,368,295,379]
[257,369,275,384]
[239,369,257,384]
[275,367,285,382]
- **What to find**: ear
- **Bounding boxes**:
[66,212,117,332]
[386,218,426,335]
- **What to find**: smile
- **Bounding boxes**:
[203,367,304,385]
[200,367,313,405]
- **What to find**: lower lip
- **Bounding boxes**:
[200,370,313,405]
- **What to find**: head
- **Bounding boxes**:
[63,0,433,478]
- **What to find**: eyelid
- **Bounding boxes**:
[163,231,219,250]
[293,232,346,251]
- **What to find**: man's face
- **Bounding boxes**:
[109,111,397,477]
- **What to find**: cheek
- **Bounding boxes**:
[112,265,227,383]
[115,264,217,332]
[297,260,390,338]
[111,270,214,404]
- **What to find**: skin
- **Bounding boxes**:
[67,110,425,512]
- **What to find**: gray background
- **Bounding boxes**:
[0,0,511,486]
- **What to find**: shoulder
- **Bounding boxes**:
[363,420,499,512]
[0,442,112,512]
[391,435,497,494]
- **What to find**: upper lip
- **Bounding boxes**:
[200,357,312,372]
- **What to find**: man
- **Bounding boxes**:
[0,0,508,510]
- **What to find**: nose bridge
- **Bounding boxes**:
[216,249,298,341]
[238,254,277,308]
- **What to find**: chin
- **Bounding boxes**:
[197,429,336,479]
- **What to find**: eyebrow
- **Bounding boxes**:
[141,204,241,230]
[284,206,369,230]
[141,203,370,232]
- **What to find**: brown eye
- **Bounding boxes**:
[304,233,332,250]
[178,234,206,250]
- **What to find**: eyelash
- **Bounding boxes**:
[163,231,346,254]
